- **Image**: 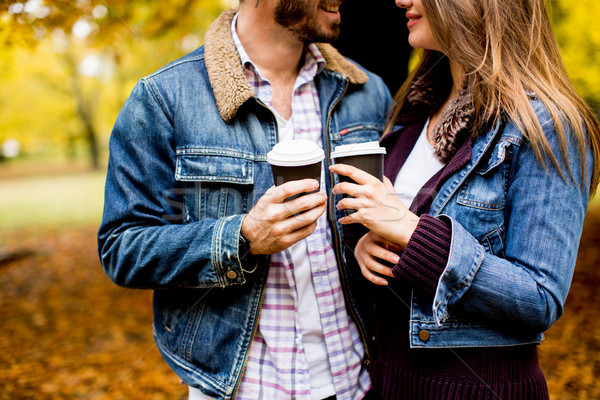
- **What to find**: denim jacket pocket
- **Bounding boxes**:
[331,123,383,144]
[175,149,255,221]
[480,225,506,257]
[457,138,518,211]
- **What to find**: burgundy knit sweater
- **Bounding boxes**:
[363,117,550,400]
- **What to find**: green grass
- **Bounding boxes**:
[0,170,107,230]
[1,165,599,232]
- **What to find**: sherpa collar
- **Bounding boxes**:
[204,9,369,122]
[403,55,474,163]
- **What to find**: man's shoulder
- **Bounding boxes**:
[344,58,384,86]
[142,46,208,83]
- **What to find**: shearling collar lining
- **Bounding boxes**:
[404,55,474,163]
[204,9,369,122]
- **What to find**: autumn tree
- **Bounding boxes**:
[0,0,597,169]
[0,0,230,168]
[550,0,600,112]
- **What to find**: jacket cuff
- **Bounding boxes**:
[212,214,248,287]
[392,214,452,297]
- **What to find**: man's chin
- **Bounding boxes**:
[295,26,340,44]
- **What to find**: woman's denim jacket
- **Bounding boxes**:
[97,10,392,399]
[407,99,593,349]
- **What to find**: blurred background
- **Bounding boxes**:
[0,0,599,399]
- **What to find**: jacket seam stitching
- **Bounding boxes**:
[141,78,173,124]
[176,148,267,161]
[145,55,206,80]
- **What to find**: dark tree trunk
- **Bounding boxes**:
[65,52,100,170]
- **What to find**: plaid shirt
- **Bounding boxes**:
[232,14,370,400]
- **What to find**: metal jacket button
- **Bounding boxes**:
[418,330,430,342]
[226,270,238,280]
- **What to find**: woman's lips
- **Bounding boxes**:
[406,12,422,28]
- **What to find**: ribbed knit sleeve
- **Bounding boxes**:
[391,214,451,297]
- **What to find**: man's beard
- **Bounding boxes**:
[274,1,341,43]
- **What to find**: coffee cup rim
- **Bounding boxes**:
[267,139,325,167]
[330,141,387,158]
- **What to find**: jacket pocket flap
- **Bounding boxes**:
[476,137,520,175]
[175,150,255,184]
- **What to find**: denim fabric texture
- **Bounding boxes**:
[97,11,392,399]
[405,99,593,349]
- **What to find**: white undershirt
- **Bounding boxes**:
[273,107,335,400]
[393,119,445,208]
[290,236,336,400]
[272,108,294,142]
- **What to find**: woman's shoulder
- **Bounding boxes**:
[527,92,557,128]
[495,93,557,142]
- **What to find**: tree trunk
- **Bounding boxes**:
[65,52,100,170]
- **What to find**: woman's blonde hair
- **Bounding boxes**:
[387,0,600,194]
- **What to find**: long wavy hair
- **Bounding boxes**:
[386,0,600,194]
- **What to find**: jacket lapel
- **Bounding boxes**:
[430,119,504,216]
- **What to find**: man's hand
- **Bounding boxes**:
[241,179,327,255]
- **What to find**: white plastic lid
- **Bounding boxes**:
[330,141,387,158]
[266,139,325,167]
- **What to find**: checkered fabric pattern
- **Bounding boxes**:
[231,14,370,400]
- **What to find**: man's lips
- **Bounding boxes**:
[320,1,342,13]
[321,5,340,13]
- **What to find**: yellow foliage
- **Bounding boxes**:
[551,0,600,107]
[0,0,226,161]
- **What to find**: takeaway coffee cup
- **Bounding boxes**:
[267,139,325,201]
[330,141,387,182]
[331,141,387,214]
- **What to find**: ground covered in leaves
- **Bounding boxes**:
[1,209,599,399]
[0,227,186,400]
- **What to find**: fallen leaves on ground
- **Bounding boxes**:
[539,207,600,400]
[0,227,186,400]
[1,208,599,399]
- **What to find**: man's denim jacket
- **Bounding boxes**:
[97,10,392,399]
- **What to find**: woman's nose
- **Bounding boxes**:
[395,0,412,8]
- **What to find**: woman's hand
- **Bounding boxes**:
[330,163,419,248]
[355,232,402,285]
